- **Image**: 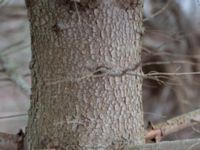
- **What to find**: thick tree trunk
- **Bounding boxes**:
[25,0,144,149]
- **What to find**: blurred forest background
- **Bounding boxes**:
[0,0,200,141]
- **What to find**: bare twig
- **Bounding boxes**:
[0,113,27,120]
[48,62,194,86]
[147,71,200,76]
[142,46,200,59]
[142,60,200,67]
[0,41,23,53]
[143,0,172,22]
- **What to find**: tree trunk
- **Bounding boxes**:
[25,0,144,149]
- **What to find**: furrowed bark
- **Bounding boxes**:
[25,0,144,149]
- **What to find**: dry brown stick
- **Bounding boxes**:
[145,109,200,142]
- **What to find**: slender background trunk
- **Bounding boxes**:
[25,0,144,149]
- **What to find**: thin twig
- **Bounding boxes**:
[47,64,182,86]
[147,71,200,76]
[0,113,27,120]
[142,46,200,59]
[143,0,172,22]
[143,60,199,67]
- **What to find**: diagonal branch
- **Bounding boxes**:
[132,138,200,150]
[143,0,172,22]
[145,109,200,142]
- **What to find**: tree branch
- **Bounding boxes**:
[145,109,200,141]
[131,138,200,150]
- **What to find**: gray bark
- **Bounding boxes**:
[25,0,144,149]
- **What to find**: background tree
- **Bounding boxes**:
[25,0,144,149]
